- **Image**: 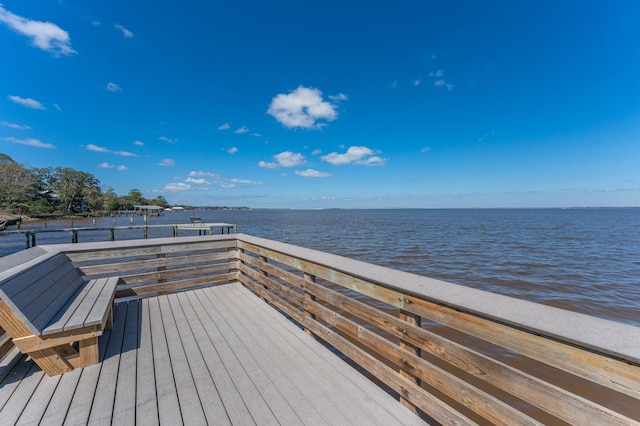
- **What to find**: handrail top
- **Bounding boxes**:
[2,222,236,235]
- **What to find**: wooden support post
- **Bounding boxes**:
[24,232,30,249]
[110,228,115,241]
[78,337,99,366]
[303,273,317,337]
[144,226,148,239]
[156,253,167,284]
[173,226,178,237]
[399,307,422,415]
[31,233,36,247]
[259,255,269,302]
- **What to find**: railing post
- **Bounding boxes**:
[24,232,30,249]
[144,226,148,239]
[156,253,167,284]
[173,225,178,237]
[31,233,36,247]
[259,255,269,302]
[399,306,421,415]
[228,247,238,283]
[303,272,317,337]
[110,228,115,241]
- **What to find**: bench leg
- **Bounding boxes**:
[78,337,99,367]
[105,306,114,330]
[30,348,74,376]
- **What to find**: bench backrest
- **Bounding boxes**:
[0,253,86,336]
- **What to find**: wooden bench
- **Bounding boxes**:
[0,252,118,376]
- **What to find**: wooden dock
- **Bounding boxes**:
[0,283,423,425]
[0,234,639,425]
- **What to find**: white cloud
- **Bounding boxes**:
[391,80,398,88]
[8,95,45,109]
[164,182,191,191]
[113,150,137,157]
[0,5,76,55]
[106,82,122,92]
[328,93,348,101]
[158,136,177,144]
[114,24,134,38]
[259,151,305,169]
[87,143,138,157]
[0,121,30,129]
[295,169,332,178]
[421,147,432,153]
[252,132,261,137]
[227,147,238,154]
[414,79,421,86]
[158,158,175,166]
[311,149,322,155]
[321,146,387,166]
[87,143,109,153]
[186,177,208,185]
[218,123,230,130]
[133,140,144,146]
[429,69,444,77]
[258,160,279,169]
[274,151,305,167]
[433,79,453,91]
[234,126,249,134]
[98,162,113,169]
[53,103,62,111]
[92,21,100,27]
[189,171,220,178]
[267,86,341,129]
[228,178,265,185]
[117,165,128,171]
[3,136,55,148]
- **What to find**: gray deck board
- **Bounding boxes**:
[111,300,139,426]
[135,298,159,426]
[0,283,426,425]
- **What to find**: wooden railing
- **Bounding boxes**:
[1,234,639,424]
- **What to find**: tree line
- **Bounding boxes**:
[0,153,169,217]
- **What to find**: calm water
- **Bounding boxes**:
[2,208,639,326]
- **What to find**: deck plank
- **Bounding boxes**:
[0,362,43,425]
[135,298,159,426]
[0,283,426,426]
[176,291,254,425]
[166,292,231,425]
[186,289,278,424]
[112,300,140,425]
[15,371,60,425]
[157,294,208,425]
[213,283,401,425]
[195,287,306,425]
[40,368,83,425]
[63,305,122,425]
[226,282,426,426]
[208,284,368,424]
[147,296,183,425]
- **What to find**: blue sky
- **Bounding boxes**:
[1,1,639,208]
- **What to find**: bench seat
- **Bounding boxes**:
[0,252,118,376]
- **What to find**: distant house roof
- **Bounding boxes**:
[134,205,164,211]
[171,206,185,211]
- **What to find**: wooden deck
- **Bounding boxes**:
[0,282,424,425]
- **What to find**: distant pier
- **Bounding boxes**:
[1,222,237,249]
